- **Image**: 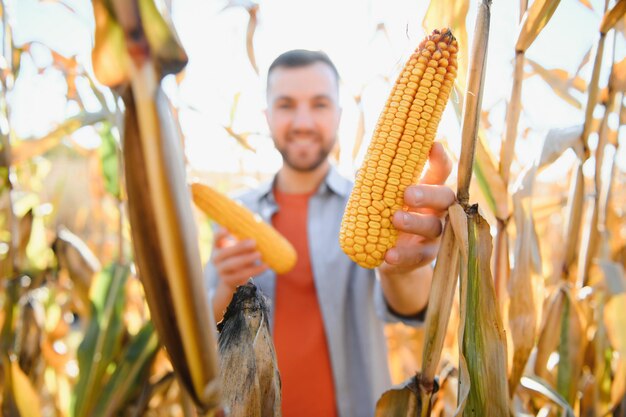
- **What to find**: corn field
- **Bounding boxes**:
[0,0,625,416]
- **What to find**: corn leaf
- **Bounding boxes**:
[137,0,188,77]
[516,0,563,52]
[525,59,586,109]
[421,209,462,382]
[581,32,606,155]
[11,112,107,165]
[562,162,585,277]
[123,63,220,409]
[10,359,43,417]
[374,378,419,417]
[72,263,129,417]
[605,293,626,409]
[246,5,259,75]
[16,208,33,270]
[556,287,586,405]
[98,122,121,199]
[519,376,575,416]
[534,286,565,383]
[91,0,131,87]
[600,0,626,34]
[507,195,538,394]
[91,322,159,417]
[461,210,509,416]
[499,52,524,185]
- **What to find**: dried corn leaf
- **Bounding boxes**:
[123,68,220,409]
[537,125,584,168]
[8,358,43,417]
[16,208,33,269]
[11,112,107,165]
[461,210,509,416]
[562,161,584,277]
[534,286,566,383]
[136,0,188,77]
[15,293,44,378]
[246,5,259,75]
[499,52,524,185]
[581,32,606,155]
[519,376,575,416]
[352,95,365,162]
[525,59,586,109]
[375,378,419,417]
[473,138,508,220]
[596,260,625,295]
[516,0,562,52]
[600,0,626,34]
[556,287,587,405]
[421,209,462,382]
[92,0,131,87]
[508,195,537,395]
[605,293,626,409]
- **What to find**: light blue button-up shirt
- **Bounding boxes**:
[205,165,424,417]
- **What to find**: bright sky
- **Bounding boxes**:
[8,0,626,187]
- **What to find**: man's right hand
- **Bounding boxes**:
[211,228,269,321]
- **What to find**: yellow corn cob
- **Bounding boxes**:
[191,181,297,274]
[339,28,458,269]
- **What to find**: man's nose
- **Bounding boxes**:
[292,105,315,130]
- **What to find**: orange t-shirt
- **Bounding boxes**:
[272,189,337,417]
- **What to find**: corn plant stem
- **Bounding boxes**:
[457,0,491,206]
[498,52,524,187]
[494,0,526,303]
[581,30,607,159]
[578,32,618,287]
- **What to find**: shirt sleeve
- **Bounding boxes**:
[373,269,427,327]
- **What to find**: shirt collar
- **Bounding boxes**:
[254,164,352,204]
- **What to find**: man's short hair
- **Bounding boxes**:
[267,49,340,91]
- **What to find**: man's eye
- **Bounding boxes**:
[314,102,329,109]
[277,103,292,109]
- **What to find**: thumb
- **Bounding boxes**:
[420,142,453,186]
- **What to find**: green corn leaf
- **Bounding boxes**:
[98,122,121,199]
[72,263,129,417]
[92,322,159,417]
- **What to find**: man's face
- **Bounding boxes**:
[265,62,341,172]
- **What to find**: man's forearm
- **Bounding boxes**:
[379,265,432,316]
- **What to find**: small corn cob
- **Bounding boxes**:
[191,181,297,274]
[340,28,458,268]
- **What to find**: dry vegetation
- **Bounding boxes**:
[0,0,625,416]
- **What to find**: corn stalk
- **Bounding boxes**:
[90,0,223,413]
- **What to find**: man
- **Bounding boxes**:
[205,49,455,417]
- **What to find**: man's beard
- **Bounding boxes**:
[277,137,336,172]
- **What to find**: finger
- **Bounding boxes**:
[214,227,236,249]
[223,264,269,286]
[212,239,257,263]
[403,184,455,212]
[217,250,264,275]
[420,142,453,186]
[393,210,444,240]
[385,241,439,268]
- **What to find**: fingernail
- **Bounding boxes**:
[412,188,423,203]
